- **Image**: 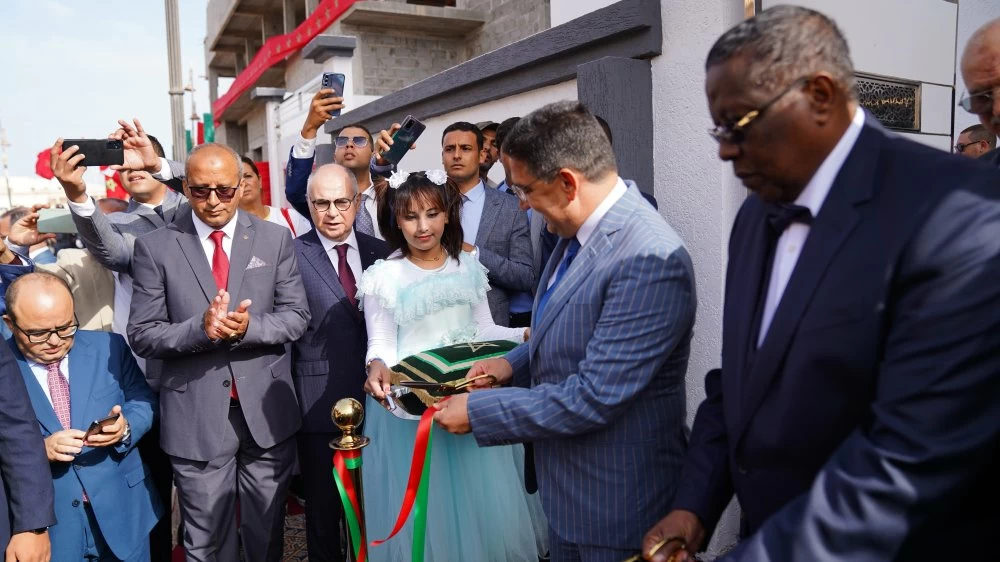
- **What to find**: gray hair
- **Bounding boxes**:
[706,5,856,99]
[185,142,244,181]
[306,163,359,199]
[501,101,616,182]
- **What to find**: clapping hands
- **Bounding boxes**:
[203,290,251,341]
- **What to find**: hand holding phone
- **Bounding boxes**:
[377,116,426,166]
[61,139,124,167]
[320,73,345,117]
[83,411,123,446]
[37,208,78,234]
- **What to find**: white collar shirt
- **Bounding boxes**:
[28,355,69,407]
[191,210,239,263]
[319,228,363,281]
[758,107,865,346]
[547,177,628,290]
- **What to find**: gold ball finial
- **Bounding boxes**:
[330,398,370,451]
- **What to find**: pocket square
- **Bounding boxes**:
[246,256,267,270]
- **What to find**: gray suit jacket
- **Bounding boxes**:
[127,211,310,461]
[475,187,533,326]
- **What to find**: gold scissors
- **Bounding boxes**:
[620,536,687,562]
[396,374,497,394]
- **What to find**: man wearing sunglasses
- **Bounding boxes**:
[284,90,386,240]
[128,143,310,562]
[960,17,1000,167]
[642,6,1000,562]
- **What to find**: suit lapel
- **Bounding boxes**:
[358,234,381,270]
[227,213,255,306]
[474,189,502,247]
[7,339,63,434]
[738,124,880,441]
[172,213,219,303]
[67,338,98,431]
[728,203,771,408]
[161,189,183,224]
[300,231,350,305]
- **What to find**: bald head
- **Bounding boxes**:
[960,17,1000,134]
[4,272,76,364]
[307,164,359,243]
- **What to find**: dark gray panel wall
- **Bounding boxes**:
[577,57,654,196]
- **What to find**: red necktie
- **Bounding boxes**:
[209,230,238,400]
[47,362,71,430]
[335,244,358,309]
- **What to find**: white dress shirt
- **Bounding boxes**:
[547,177,628,290]
[28,356,69,407]
[758,107,865,346]
[318,228,363,282]
[191,210,238,263]
[459,180,487,246]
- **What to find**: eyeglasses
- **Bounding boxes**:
[311,194,358,212]
[189,185,239,202]
[508,176,549,202]
[958,88,996,114]
[8,315,79,344]
[709,77,810,144]
[335,136,369,148]
[954,141,979,153]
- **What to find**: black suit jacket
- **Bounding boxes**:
[0,341,56,547]
[980,146,1000,167]
[673,118,1000,560]
[292,229,389,433]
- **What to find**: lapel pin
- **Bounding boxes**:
[243,234,249,240]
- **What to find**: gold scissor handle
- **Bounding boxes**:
[450,374,497,391]
[620,536,687,562]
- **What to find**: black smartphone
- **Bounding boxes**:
[62,139,124,167]
[381,115,426,166]
[320,72,346,117]
[83,413,121,441]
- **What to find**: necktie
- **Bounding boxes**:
[209,230,229,291]
[209,230,238,399]
[354,193,375,236]
[336,244,358,310]
[746,204,814,367]
[153,205,164,221]
[535,237,581,322]
[47,362,71,430]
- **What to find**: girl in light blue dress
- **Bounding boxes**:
[358,171,547,561]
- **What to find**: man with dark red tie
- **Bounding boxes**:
[127,143,310,562]
[290,164,388,561]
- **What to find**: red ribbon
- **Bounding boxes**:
[333,449,366,562]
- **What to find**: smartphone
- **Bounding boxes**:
[380,115,426,166]
[83,414,121,441]
[37,208,78,234]
[61,139,124,167]
[320,72,346,117]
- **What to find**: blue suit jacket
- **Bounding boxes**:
[673,119,1000,560]
[0,340,55,548]
[292,229,388,433]
[467,184,696,549]
[285,147,314,223]
[10,331,162,560]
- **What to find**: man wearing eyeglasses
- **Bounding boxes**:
[284,90,388,240]
[4,272,161,561]
[641,6,1000,562]
[127,143,310,562]
[954,124,996,159]
[960,17,1000,167]
[289,163,387,561]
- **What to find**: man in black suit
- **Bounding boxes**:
[0,340,55,562]
[643,6,1000,561]
[291,164,388,561]
[960,17,1000,167]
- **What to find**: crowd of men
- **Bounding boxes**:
[0,5,998,562]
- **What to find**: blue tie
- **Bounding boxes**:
[535,237,581,322]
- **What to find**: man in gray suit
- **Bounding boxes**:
[127,143,310,562]
[442,122,533,326]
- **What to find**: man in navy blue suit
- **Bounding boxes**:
[643,6,1000,562]
[960,17,1000,168]
[5,272,161,561]
[291,164,388,561]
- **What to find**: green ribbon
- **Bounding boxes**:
[412,423,434,561]
[333,450,366,562]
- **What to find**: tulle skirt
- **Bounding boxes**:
[362,397,548,561]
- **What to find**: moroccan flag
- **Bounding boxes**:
[185,130,193,153]
[100,166,128,200]
[203,113,215,142]
[35,149,54,179]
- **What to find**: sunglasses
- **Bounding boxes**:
[958,88,996,114]
[189,186,239,202]
[335,136,369,148]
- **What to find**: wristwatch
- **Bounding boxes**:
[121,421,131,443]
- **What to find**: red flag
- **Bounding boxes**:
[35,149,54,179]
[100,166,128,200]
[257,161,271,206]
[197,121,205,145]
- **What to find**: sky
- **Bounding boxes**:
[0,0,222,182]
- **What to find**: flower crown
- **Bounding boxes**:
[388,169,448,189]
